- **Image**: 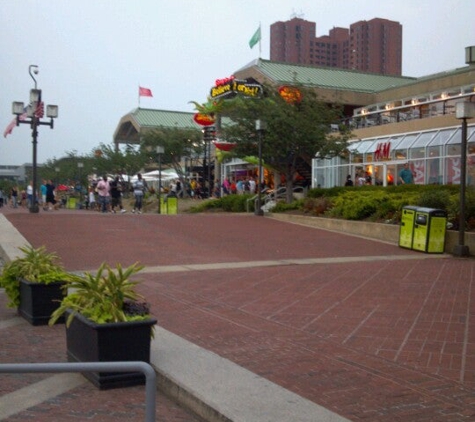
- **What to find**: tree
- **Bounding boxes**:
[142,127,203,195]
[219,83,352,202]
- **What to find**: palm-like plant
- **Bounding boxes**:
[0,245,68,307]
[49,262,149,326]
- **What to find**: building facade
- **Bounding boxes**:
[270,17,402,76]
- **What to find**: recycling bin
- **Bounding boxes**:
[160,196,178,215]
[399,205,418,249]
[412,207,447,253]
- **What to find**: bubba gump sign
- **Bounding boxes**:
[210,75,262,100]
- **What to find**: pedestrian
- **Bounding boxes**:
[26,181,33,209]
[132,173,147,214]
[344,175,353,186]
[399,163,414,184]
[45,180,56,210]
[110,176,126,213]
[11,186,18,208]
[87,187,97,211]
[96,175,110,213]
[40,180,47,210]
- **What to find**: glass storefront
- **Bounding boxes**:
[313,125,475,188]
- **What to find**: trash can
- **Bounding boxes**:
[67,197,76,210]
[399,205,419,249]
[412,207,447,253]
[159,196,178,215]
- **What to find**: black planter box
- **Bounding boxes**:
[65,310,157,389]
[18,279,66,326]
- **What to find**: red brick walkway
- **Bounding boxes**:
[1,207,475,421]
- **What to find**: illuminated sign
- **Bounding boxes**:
[210,77,262,100]
[193,113,215,126]
[374,142,391,161]
[278,86,302,104]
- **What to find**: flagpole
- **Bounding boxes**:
[259,22,262,58]
[138,84,140,108]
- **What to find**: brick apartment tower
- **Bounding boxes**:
[270,17,402,76]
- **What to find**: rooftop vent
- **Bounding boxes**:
[466,46,475,65]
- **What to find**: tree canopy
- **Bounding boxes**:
[218,83,352,201]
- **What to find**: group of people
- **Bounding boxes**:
[344,163,415,187]
[0,180,57,210]
[88,173,147,214]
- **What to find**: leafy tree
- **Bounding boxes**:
[219,83,352,202]
[141,127,203,194]
[89,143,145,178]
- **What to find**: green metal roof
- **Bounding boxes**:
[237,59,416,94]
[128,108,199,129]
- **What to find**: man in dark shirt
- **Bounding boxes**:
[110,176,127,213]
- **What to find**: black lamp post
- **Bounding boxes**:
[11,65,58,213]
[77,162,84,205]
[156,146,164,214]
[453,101,475,257]
[255,119,267,216]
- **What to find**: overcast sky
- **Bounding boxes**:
[1,0,474,165]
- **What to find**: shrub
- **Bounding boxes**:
[271,199,303,213]
[417,189,451,211]
[188,194,254,213]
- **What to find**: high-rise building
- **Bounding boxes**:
[270,17,402,76]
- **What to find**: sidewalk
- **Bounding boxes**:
[1,206,475,421]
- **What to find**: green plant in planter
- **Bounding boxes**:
[49,261,151,327]
[0,245,69,308]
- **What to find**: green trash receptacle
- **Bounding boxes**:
[399,205,418,249]
[412,207,447,253]
[159,196,178,215]
[167,197,177,214]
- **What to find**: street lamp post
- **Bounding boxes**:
[156,146,164,214]
[77,162,84,205]
[453,101,475,257]
[255,120,267,216]
[11,65,58,213]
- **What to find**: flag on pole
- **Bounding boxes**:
[249,26,261,49]
[34,101,44,118]
[139,86,153,97]
[3,105,27,138]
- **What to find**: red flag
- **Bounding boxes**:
[139,86,153,97]
[3,106,27,138]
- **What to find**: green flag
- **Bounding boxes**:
[249,26,261,49]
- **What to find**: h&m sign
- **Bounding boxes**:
[374,142,391,161]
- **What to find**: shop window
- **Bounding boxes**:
[428,145,441,158]
[446,144,461,156]
[410,147,425,159]
[427,158,441,184]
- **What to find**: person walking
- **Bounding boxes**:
[45,180,56,210]
[110,176,126,213]
[11,186,18,208]
[96,175,111,213]
[132,173,147,214]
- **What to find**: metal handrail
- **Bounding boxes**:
[0,361,156,422]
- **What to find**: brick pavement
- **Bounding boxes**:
[1,207,475,421]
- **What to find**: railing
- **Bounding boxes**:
[0,361,156,422]
[247,186,307,213]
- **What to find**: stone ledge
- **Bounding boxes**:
[268,213,475,256]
